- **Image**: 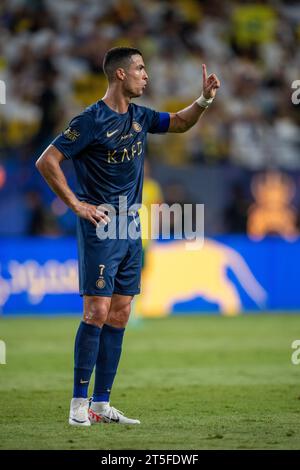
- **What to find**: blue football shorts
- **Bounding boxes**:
[76,213,142,297]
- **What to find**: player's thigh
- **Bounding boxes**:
[106,294,134,327]
[77,217,125,297]
[83,295,112,326]
[114,236,142,296]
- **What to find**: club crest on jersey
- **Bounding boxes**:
[132,121,142,133]
[64,127,80,141]
[96,278,106,289]
[96,264,106,289]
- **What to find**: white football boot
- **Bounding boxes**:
[69,398,91,426]
[89,401,140,425]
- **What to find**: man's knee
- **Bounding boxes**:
[83,297,111,327]
[107,303,131,328]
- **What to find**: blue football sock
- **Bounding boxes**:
[73,321,101,398]
[93,324,125,403]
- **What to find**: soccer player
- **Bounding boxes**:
[35,47,220,426]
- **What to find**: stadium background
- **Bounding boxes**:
[0,0,300,452]
[0,0,300,315]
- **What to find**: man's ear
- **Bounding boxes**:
[116,68,126,81]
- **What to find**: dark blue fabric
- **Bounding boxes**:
[154,112,170,134]
[73,321,101,398]
[77,213,142,296]
[52,100,169,211]
[93,324,125,402]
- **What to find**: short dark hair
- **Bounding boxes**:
[102,47,142,82]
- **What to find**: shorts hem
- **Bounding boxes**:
[80,291,113,297]
[80,290,140,297]
[113,290,140,296]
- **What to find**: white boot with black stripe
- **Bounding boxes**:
[69,398,91,426]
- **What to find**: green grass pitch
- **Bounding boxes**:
[0,314,300,450]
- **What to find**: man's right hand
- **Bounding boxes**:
[73,201,111,227]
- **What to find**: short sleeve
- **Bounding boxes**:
[51,112,95,159]
[147,109,170,134]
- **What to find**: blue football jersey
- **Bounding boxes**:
[52,100,170,212]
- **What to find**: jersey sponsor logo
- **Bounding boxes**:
[106,129,119,138]
[132,121,142,132]
[80,379,89,384]
[107,141,143,164]
[63,127,80,141]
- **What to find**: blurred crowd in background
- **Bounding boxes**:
[0,0,299,237]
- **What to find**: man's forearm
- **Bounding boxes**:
[36,146,110,226]
[174,102,207,132]
[36,155,79,212]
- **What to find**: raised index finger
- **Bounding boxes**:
[202,64,207,85]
